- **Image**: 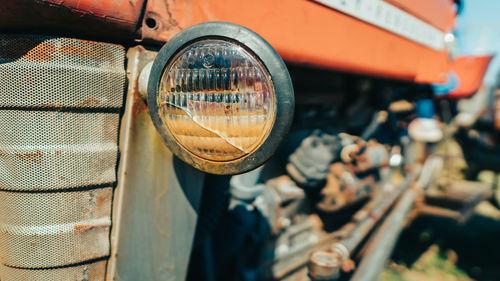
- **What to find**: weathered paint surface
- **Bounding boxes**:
[0,0,454,83]
[107,46,204,281]
[0,0,145,41]
[0,35,125,280]
[139,0,455,83]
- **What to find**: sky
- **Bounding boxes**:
[455,0,500,85]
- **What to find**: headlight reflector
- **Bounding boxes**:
[158,39,276,161]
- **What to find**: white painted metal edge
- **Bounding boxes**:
[314,0,446,50]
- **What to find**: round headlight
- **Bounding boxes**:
[159,39,277,161]
[148,22,294,175]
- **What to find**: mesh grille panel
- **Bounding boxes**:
[0,111,118,190]
[0,35,124,108]
[0,188,112,268]
[0,35,125,280]
[0,260,107,281]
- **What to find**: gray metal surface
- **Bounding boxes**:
[0,35,125,280]
[107,46,204,281]
[338,173,416,255]
[348,158,437,281]
[350,188,418,281]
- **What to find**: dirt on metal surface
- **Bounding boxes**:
[76,97,102,107]
[15,150,43,163]
[125,46,155,118]
[140,0,181,43]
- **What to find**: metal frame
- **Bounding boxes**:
[107,46,205,281]
[148,21,294,175]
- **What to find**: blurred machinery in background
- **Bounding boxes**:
[186,65,491,280]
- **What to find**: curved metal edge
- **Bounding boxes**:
[147,21,294,175]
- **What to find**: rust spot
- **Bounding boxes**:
[96,195,106,210]
[16,150,43,163]
[141,1,181,41]
[59,44,102,60]
[131,92,148,118]
[39,103,65,109]
[76,97,102,107]
[28,41,56,61]
[55,150,62,155]
[74,224,92,231]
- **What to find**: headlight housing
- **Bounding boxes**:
[148,22,294,174]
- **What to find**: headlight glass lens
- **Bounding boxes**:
[158,39,277,161]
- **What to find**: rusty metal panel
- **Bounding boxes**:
[0,111,118,190]
[0,0,145,42]
[0,35,125,109]
[0,35,125,280]
[0,260,107,281]
[106,46,204,281]
[0,188,112,268]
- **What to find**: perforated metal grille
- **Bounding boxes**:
[0,35,124,109]
[1,111,118,191]
[0,260,107,281]
[0,35,125,280]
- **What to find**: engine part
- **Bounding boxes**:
[349,157,437,281]
[361,110,388,140]
[341,140,389,174]
[316,163,375,212]
[287,132,342,188]
[350,187,418,281]
[335,174,414,259]
[229,166,265,209]
[254,175,306,235]
[304,169,417,281]
[308,251,341,281]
